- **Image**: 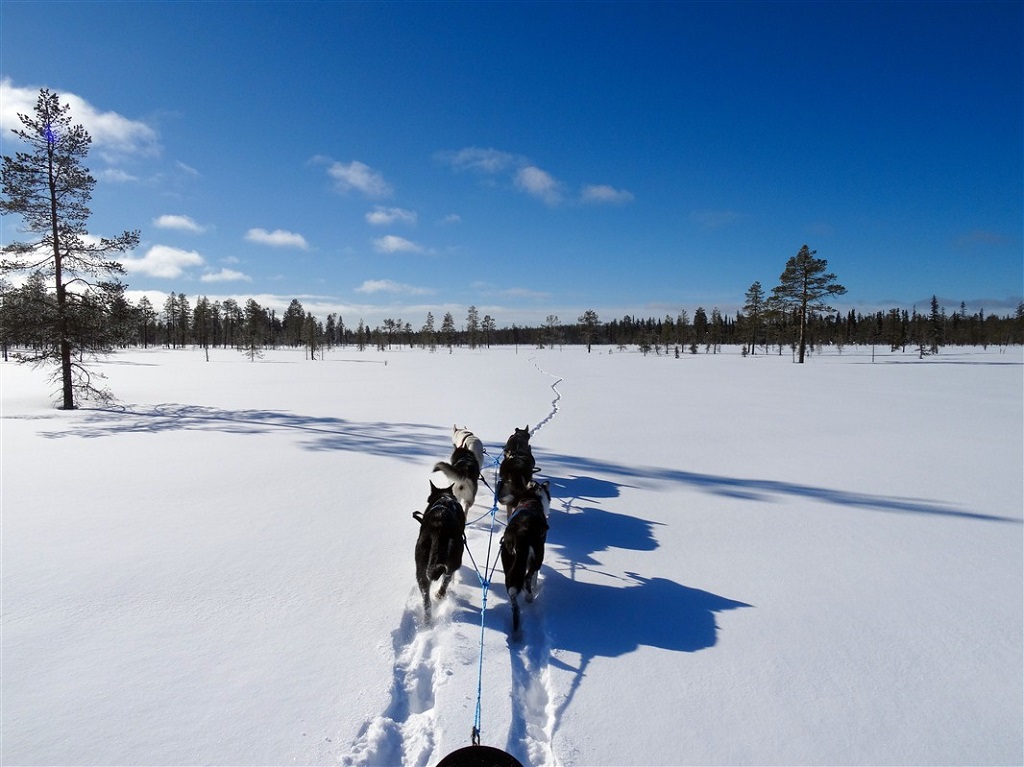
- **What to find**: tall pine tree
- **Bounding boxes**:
[1,89,140,407]
[769,245,847,363]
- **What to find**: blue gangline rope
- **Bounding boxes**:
[464,452,503,746]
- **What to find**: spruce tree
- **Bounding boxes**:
[742,281,766,355]
[466,305,480,349]
[1,89,140,407]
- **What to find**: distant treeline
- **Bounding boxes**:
[2,279,1022,360]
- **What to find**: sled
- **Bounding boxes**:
[436,744,524,767]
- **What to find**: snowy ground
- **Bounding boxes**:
[2,344,1021,766]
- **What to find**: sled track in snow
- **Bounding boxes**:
[342,592,476,767]
[506,602,560,766]
[506,355,562,766]
[345,358,565,766]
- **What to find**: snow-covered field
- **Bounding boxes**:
[2,344,1022,767]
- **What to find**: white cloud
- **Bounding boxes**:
[245,228,309,249]
[0,78,159,159]
[201,268,251,283]
[501,287,551,300]
[443,146,612,208]
[356,279,431,295]
[99,168,139,183]
[175,161,201,177]
[365,206,417,226]
[440,213,462,225]
[154,214,206,233]
[121,245,205,279]
[373,235,424,254]
[325,160,393,198]
[437,147,520,174]
[515,166,563,206]
[581,184,634,204]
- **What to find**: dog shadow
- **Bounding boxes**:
[541,568,751,729]
[547,473,661,579]
[545,568,750,655]
[536,472,751,730]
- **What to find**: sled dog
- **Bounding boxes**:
[434,444,482,515]
[413,483,466,625]
[452,424,485,467]
[497,452,535,513]
[497,426,539,511]
[500,480,551,634]
[503,425,533,463]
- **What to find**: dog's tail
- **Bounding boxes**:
[433,461,459,483]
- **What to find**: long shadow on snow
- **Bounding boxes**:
[542,452,1018,524]
[37,406,1018,523]
[37,403,449,461]
[542,568,751,736]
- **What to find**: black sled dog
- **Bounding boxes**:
[434,443,482,515]
[500,480,551,634]
[413,483,466,625]
[503,425,534,463]
[497,426,538,512]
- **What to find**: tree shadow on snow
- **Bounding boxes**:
[37,403,450,462]
[543,453,1019,524]
[36,406,1018,523]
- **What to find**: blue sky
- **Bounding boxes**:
[1,1,1021,328]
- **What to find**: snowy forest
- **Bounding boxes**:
[2,278,1022,362]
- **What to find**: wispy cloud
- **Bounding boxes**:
[318,158,393,198]
[440,213,462,225]
[373,235,425,254]
[365,206,417,226]
[581,184,634,205]
[501,287,551,300]
[99,168,139,183]
[441,145,632,209]
[0,77,160,161]
[154,214,207,234]
[515,166,563,206]
[121,245,205,279]
[245,228,309,249]
[356,279,432,295]
[201,268,251,283]
[436,147,521,174]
